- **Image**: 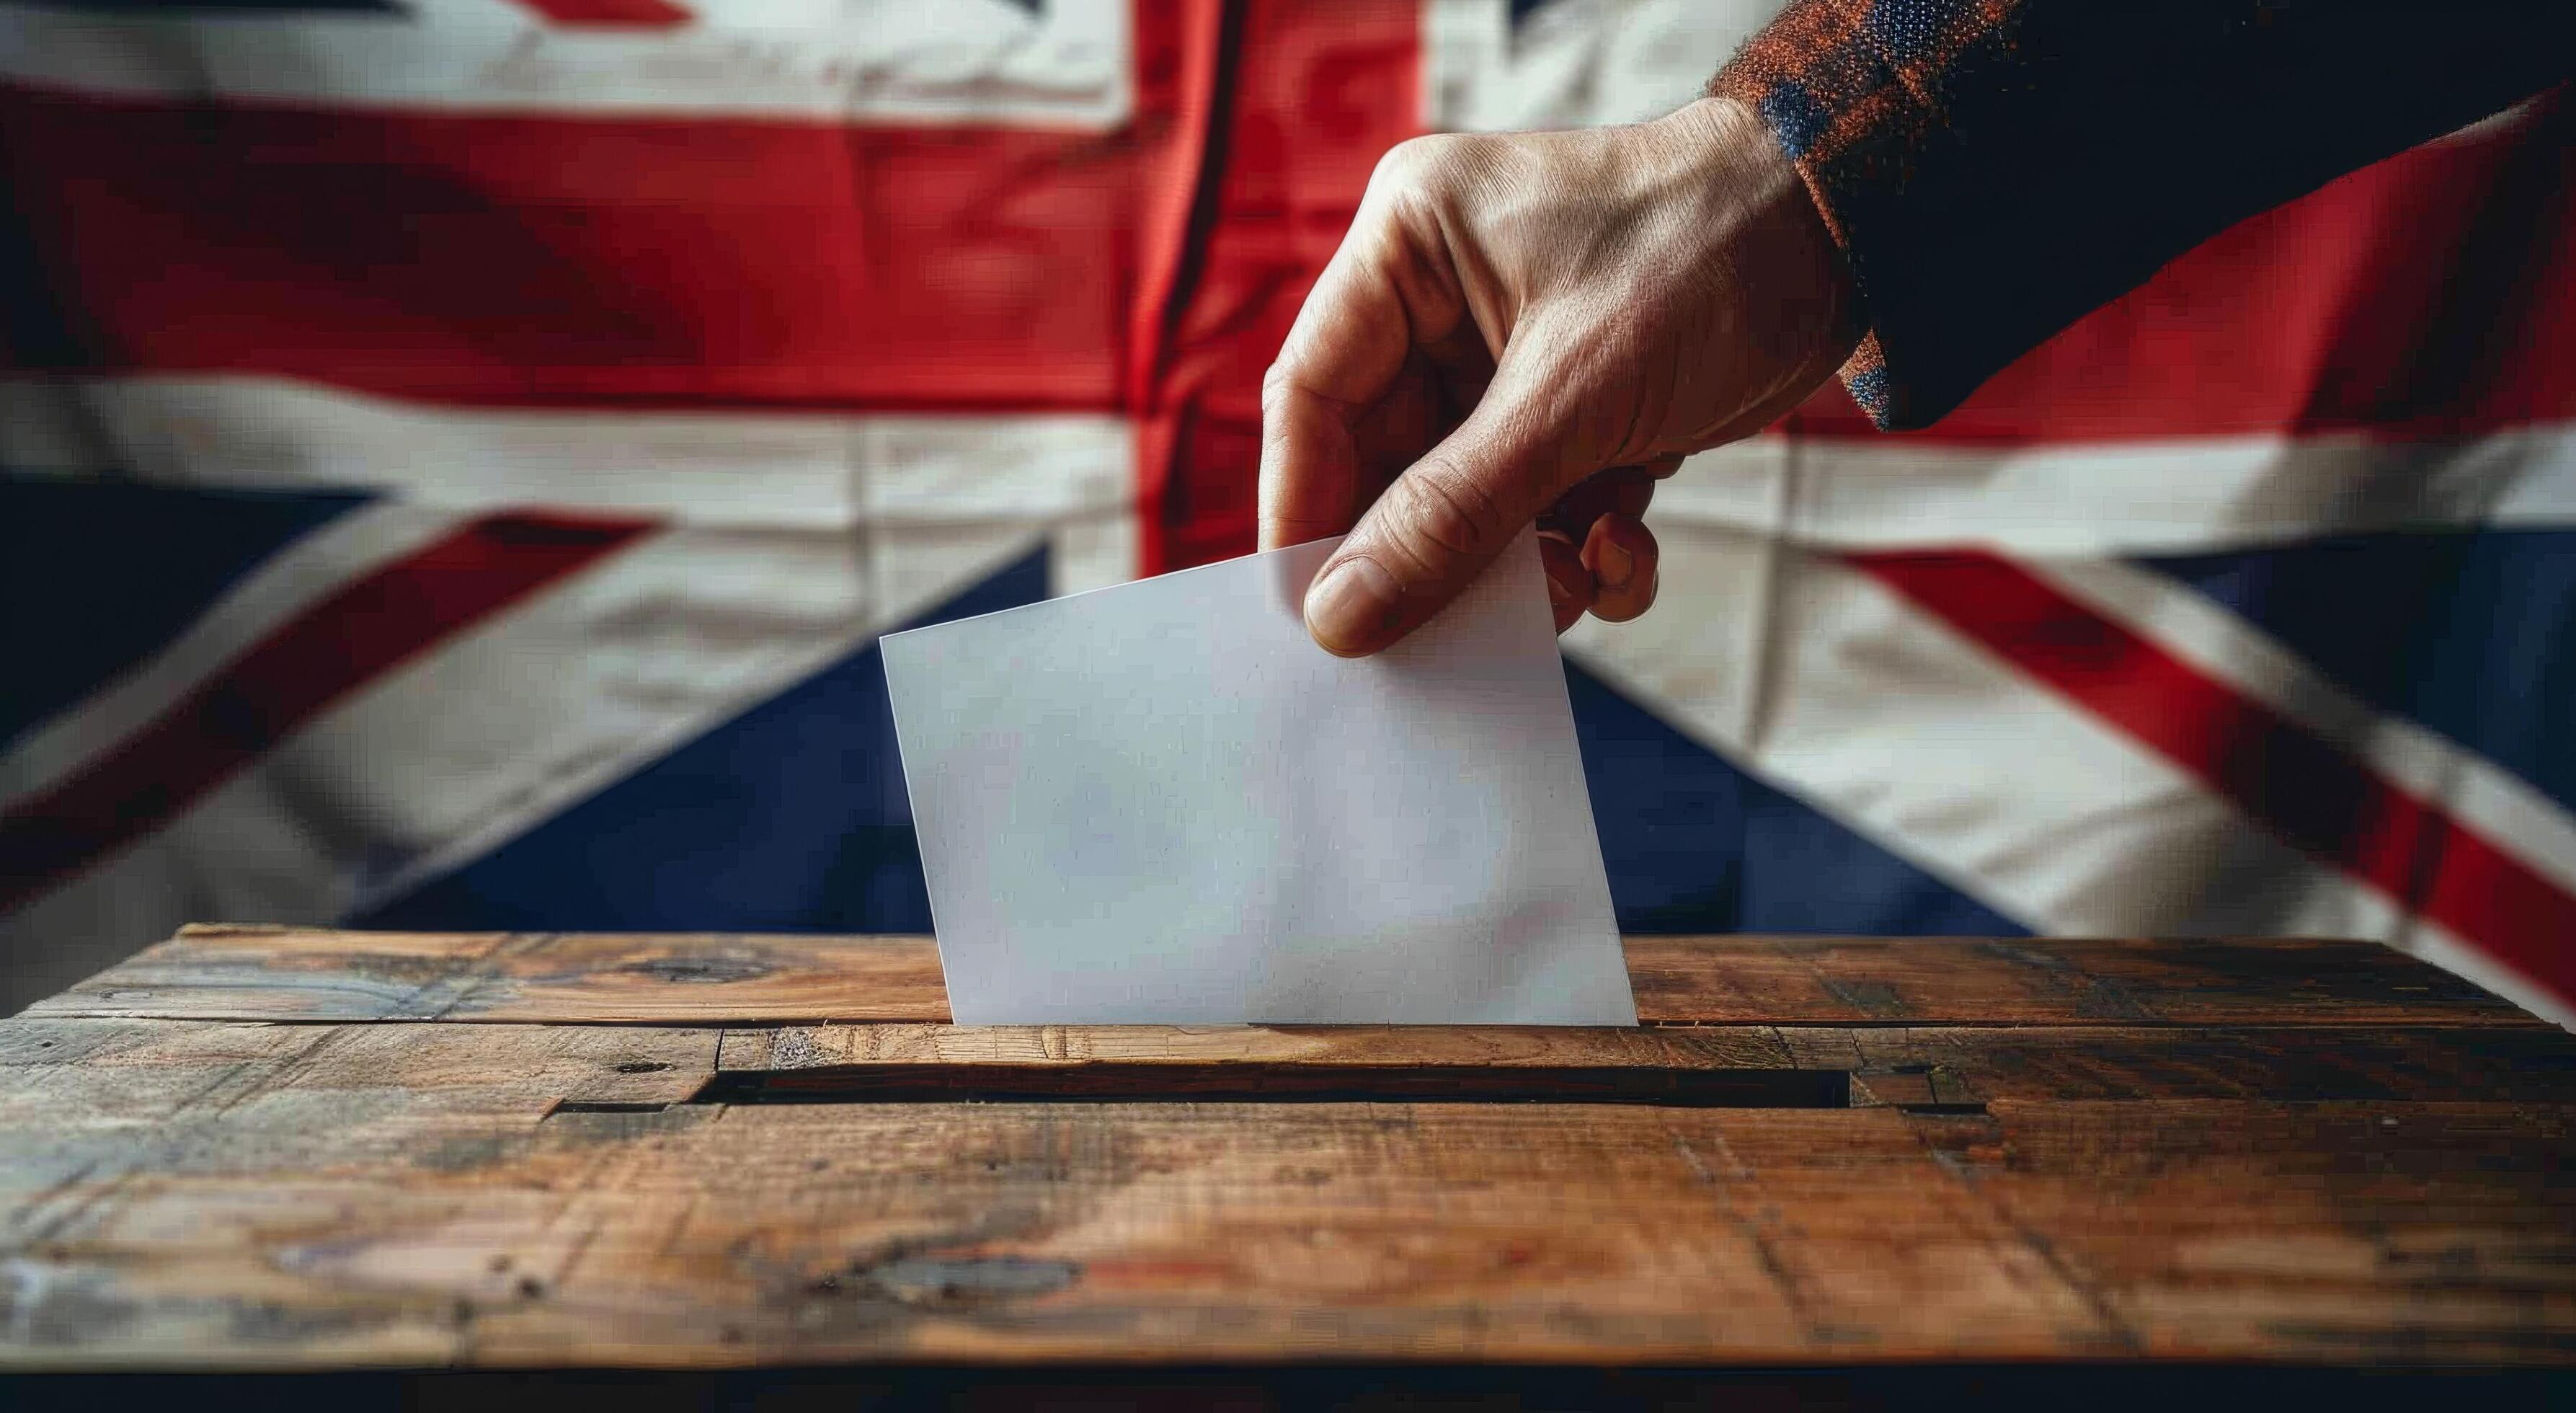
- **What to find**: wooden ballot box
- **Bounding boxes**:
[2,926,2572,1404]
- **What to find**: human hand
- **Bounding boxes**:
[1258,97,1859,655]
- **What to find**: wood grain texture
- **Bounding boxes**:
[706,1022,2576,1107]
[20,926,2541,1028]
[1,928,2571,1374]
[722,1023,1800,1071]
[17,926,950,1026]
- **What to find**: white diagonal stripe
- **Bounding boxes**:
[0,0,1131,126]
[1657,424,2576,555]
[0,376,1140,820]
[0,376,1133,531]
[0,504,1134,1014]
[0,501,466,812]
[2029,556,2576,900]
[0,375,1143,1012]
[1563,523,2575,1027]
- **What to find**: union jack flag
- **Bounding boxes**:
[4,0,2572,1026]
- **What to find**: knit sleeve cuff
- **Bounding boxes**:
[1708,0,2015,432]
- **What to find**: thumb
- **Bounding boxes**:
[1302,381,1573,657]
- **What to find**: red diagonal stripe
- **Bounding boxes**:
[0,511,656,911]
[510,0,693,25]
[1851,549,2576,1006]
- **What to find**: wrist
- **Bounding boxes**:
[1664,95,1865,407]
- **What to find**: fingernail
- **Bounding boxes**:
[1307,557,1400,654]
[1596,539,1635,590]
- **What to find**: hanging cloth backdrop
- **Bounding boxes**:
[3,0,2572,1022]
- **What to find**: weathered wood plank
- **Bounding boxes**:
[4,929,2570,1374]
[1930,1100,2576,1360]
[21,927,952,1027]
[21,928,2540,1028]
[0,1102,2033,1368]
[701,1023,1824,1106]
[1779,1024,2576,1104]
[721,1021,2576,1106]
[13,1016,2570,1122]
[4,1081,2570,1368]
[729,1023,1796,1071]
[0,1020,718,1128]
[17,929,519,1023]
[1626,935,2539,1027]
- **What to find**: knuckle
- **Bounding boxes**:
[1388,457,1506,569]
[1373,134,1434,182]
[1374,133,1468,194]
[1260,358,1300,409]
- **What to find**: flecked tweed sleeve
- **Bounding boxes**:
[1710,1,2576,431]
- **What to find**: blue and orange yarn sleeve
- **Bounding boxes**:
[1711,1,2572,431]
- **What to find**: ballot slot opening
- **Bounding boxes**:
[683,1063,1855,1108]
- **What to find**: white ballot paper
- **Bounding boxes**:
[881,530,1638,1026]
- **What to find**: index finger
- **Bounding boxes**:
[1257,229,1418,552]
